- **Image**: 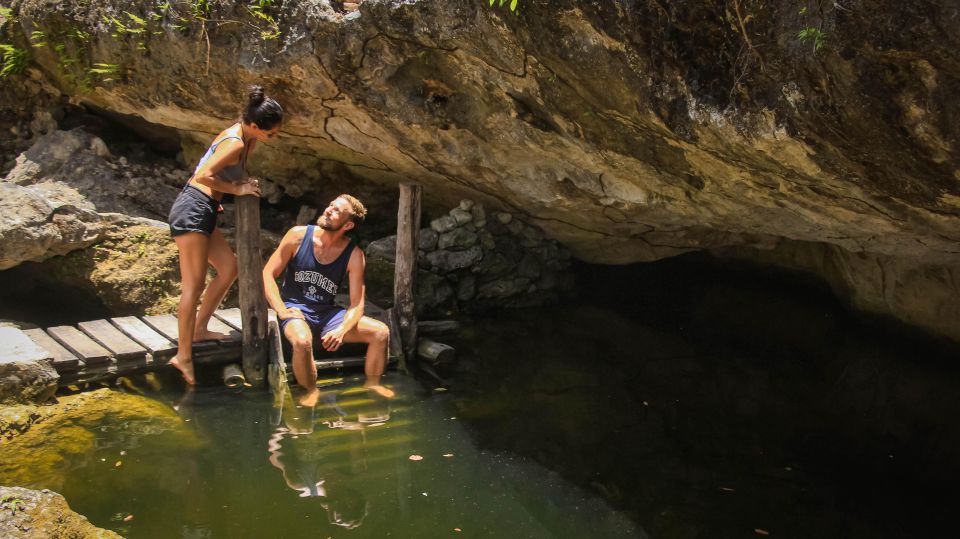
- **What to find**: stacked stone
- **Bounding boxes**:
[369,199,574,315]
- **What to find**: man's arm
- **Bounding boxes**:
[320,247,366,351]
[262,227,307,320]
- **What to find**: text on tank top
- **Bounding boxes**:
[280,225,355,316]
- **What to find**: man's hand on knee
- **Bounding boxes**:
[321,327,347,352]
[279,306,305,320]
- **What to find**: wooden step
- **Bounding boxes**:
[141,315,217,351]
[78,320,147,361]
[205,316,241,344]
[214,308,243,330]
[46,326,112,364]
[110,317,175,356]
[22,328,81,372]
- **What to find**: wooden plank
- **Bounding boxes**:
[205,316,241,343]
[46,326,111,364]
[216,308,277,330]
[110,317,175,355]
[141,315,217,351]
[78,320,147,360]
[22,328,80,371]
[394,182,421,360]
[237,195,269,387]
[315,356,366,371]
[0,327,53,364]
[214,308,243,330]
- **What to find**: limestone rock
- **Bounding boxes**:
[425,246,483,272]
[419,228,439,251]
[449,208,473,225]
[366,234,397,263]
[0,182,104,270]
[430,215,458,234]
[0,486,122,538]
[0,328,58,405]
[437,227,478,250]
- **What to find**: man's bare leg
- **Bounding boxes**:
[283,319,321,407]
[171,232,211,385]
[341,316,394,398]
[194,229,238,342]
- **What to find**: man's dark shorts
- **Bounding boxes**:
[279,305,346,342]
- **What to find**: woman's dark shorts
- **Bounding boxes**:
[169,185,219,237]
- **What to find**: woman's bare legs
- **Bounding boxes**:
[194,228,238,341]
[171,232,211,385]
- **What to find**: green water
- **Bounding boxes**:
[1,375,641,538]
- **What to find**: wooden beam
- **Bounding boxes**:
[236,194,268,387]
[78,320,147,361]
[46,326,111,365]
[22,328,79,371]
[393,182,421,361]
[110,317,175,357]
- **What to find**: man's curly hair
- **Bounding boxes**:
[338,194,367,224]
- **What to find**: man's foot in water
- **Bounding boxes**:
[297,387,321,408]
[364,382,395,399]
[169,356,196,385]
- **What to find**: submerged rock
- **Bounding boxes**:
[0,388,204,491]
[0,486,121,538]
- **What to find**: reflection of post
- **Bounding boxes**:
[237,195,268,386]
[394,183,421,362]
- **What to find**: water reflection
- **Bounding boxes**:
[266,380,395,530]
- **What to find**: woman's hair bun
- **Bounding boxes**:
[248,85,265,107]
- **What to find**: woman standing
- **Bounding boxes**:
[167,86,283,384]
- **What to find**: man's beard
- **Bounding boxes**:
[318,217,345,231]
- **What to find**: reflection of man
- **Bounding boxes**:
[266,382,392,530]
[262,195,393,405]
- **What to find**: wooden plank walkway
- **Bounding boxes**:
[1,298,397,387]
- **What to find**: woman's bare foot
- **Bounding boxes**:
[169,356,196,385]
[194,328,230,342]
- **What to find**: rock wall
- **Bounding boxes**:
[366,199,574,315]
[1,0,959,339]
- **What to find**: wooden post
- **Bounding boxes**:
[394,183,421,363]
[236,195,268,387]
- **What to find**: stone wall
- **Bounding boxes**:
[366,199,574,316]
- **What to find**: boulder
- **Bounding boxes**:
[0,486,122,538]
[425,246,483,272]
[0,328,58,405]
[0,182,104,270]
[437,227,478,250]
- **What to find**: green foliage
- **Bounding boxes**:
[0,495,25,514]
[488,0,520,11]
[30,30,46,47]
[798,26,826,52]
[0,43,26,78]
[248,0,281,41]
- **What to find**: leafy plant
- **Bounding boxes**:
[0,495,25,514]
[0,43,26,78]
[488,0,520,11]
[798,26,826,52]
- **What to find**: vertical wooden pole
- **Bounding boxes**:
[394,183,421,364]
[236,195,268,387]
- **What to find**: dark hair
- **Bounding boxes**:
[242,85,283,129]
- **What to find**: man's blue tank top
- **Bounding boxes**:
[280,225,355,319]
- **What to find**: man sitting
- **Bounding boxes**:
[263,194,392,404]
